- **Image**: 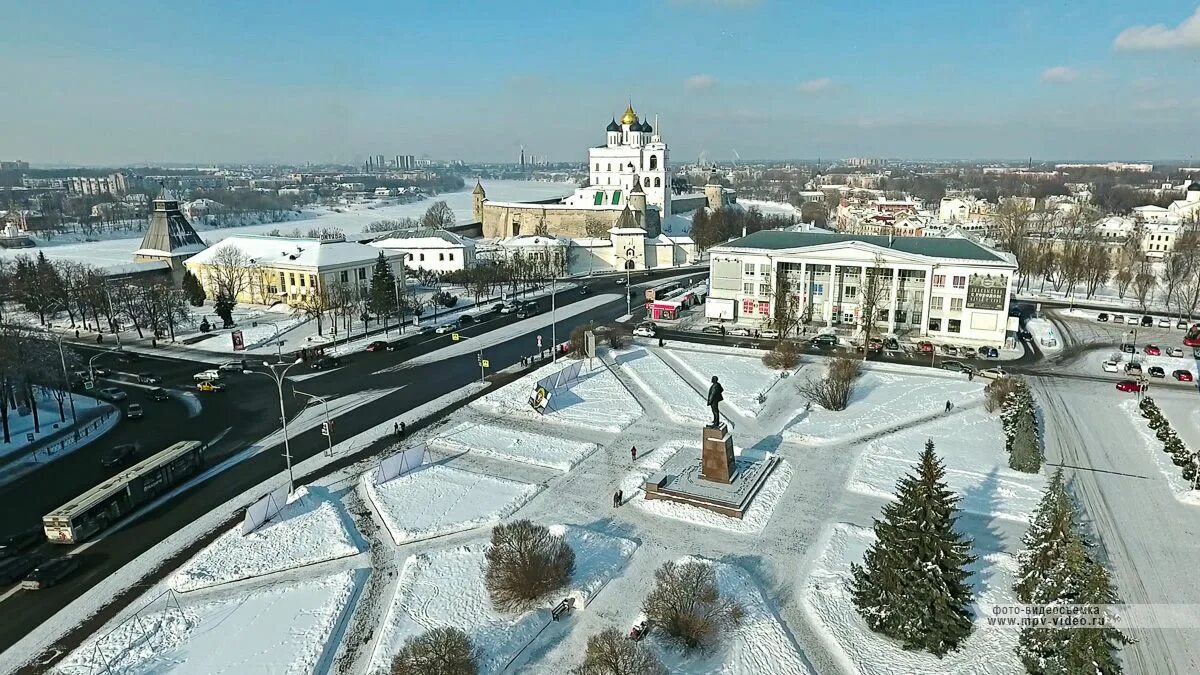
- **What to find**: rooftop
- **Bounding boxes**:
[186,234,401,268]
[717,229,1008,263]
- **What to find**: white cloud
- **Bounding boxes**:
[1114,7,1200,50]
[797,77,833,94]
[684,74,717,91]
[1040,66,1078,84]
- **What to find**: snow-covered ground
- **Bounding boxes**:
[169,485,364,592]
[431,419,599,472]
[363,464,540,544]
[1121,398,1200,506]
[367,526,637,675]
[0,393,111,461]
[53,570,362,675]
[471,358,642,433]
[786,366,984,445]
[803,523,1024,675]
[848,403,1047,522]
[661,348,792,418]
[614,346,709,425]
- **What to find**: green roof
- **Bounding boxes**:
[720,229,1007,263]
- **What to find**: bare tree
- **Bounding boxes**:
[391,627,477,675]
[642,560,743,652]
[796,356,861,410]
[767,277,799,338]
[762,339,801,370]
[421,200,456,230]
[572,628,666,675]
[484,520,575,611]
[206,244,253,327]
[857,255,891,356]
[1132,258,1158,312]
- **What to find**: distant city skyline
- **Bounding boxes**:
[3,1,1199,165]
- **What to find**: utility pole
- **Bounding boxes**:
[294,389,333,458]
[54,334,77,425]
[253,360,303,492]
[551,273,557,363]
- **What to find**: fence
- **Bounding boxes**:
[74,587,187,675]
[23,410,116,465]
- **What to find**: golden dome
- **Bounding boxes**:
[620,104,638,126]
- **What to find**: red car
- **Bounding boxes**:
[365,340,389,352]
[1115,380,1141,392]
[1144,344,1161,356]
[1173,370,1194,382]
[917,341,934,353]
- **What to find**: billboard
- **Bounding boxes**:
[965,273,1008,311]
[372,445,427,485]
[231,329,245,351]
[241,483,291,535]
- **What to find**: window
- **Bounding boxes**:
[952,275,966,289]
[449,253,454,261]
[595,163,599,171]
[358,268,367,280]
[843,286,857,299]
[654,177,661,187]
[644,177,650,187]
[419,253,425,261]
[594,191,604,205]
[649,155,658,170]
[930,296,943,310]
[279,272,285,288]
[947,318,962,333]
[439,253,444,261]
[758,300,770,315]
[288,273,295,287]
[742,298,755,315]
[309,274,316,287]
[950,297,963,312]
[928,317,942,332]
[340,270,348,283]
[607,163,611,171]
[743,282,754,294]
[933,274,946,287]
[759,283,771,295]
[744,263,756,276]
[811,282,825,295]
[407,253,413,261]
[299,274,305,287]
[612,190,621,205]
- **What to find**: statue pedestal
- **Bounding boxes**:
[700,422,735,484]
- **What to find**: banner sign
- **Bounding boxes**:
[965,274,1008,311]
[231,329,245,351]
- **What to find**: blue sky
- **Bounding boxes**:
[3,1,1199,165]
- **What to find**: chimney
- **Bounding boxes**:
[742,226,747,238]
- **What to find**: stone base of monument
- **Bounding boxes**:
[643,448,780,519]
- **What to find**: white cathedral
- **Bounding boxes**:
[562,103,672,217]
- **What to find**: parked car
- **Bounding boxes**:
[0,556,40,585]
[940,361,966,372]
[1119,343,1135,354]
[1167,347,1184,358]
[633,324,656,338]
[1127,315,1140,325]
[21,556,80,590]
[579,285,590,295]
[810,334,838,348]
[1144,344,1161,356]
[1173,370,1193,382]
[193,370,220,382]
[1097,313,1109,322]
[1115,380,1141,392]
[1112,314,1125,324]
[701,325,723,335]
[1125,361,1142,374]
[0,528,43,559]
[1158,318,1172,328]
[1101,360,1120,373]
[979,367,1008,379]
[1148,366,1166,378]
[197,380,226,392]
[1194,347,1200,359]
[101,443,138,468]
[883,337,900,351]
[99,387,126,401]
[979,346,1000,359]
[729,327,752,337]
[917,341,934,353]
[962,346,978,359]
[1178,319,1190,329]
[309,356,341,370]
[148,387,170,401]
[125,403,144,420]
[761,329,781,340]
[1141,315,1154,327]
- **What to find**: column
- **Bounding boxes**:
[888,266,899,335]
[920,265,935,337]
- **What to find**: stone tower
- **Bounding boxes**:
[704,170,725,210]
[133,186,208,285]
[628,175,647,228]
[472,180,486,222]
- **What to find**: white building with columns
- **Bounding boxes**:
[706,230,1016,345]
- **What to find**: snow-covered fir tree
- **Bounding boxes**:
[1014,469,1070,603]
[849,439,977,657]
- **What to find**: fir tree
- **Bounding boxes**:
[181,269,206,307]
[849,439,977,657]
[367,252,398,328]
[1014,470,1070,603]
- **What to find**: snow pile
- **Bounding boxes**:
[1121,399,1200,506]
[653,558,813,675]
[363,465,540,544]
[848,405,1047,522]
[368,526,638,674]
[661,348,790,418]
[431,420,598,472]
[169,486,363,592]
[787,370,983,445]
[472,359,643,433]
[803,523,1023,675]
[1025,318,1061,352]
[621,441,793,534]
[615,347,708,425]
[55,571,361,675]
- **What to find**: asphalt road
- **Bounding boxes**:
[0,272,699,657]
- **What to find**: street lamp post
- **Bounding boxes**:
[251,359,303,492]
[294,389,333,458]
[53,334,78,425]
[551,273,557,363]
[252,321,285,363]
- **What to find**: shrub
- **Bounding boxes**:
[796,356,860,411]
[572,628,666,675]
[762,339,801,370]
[391,627,477,675]
[604,322,631,349]
[984,376,1021,413]
[642,561,743,651]
[484,520,575,611]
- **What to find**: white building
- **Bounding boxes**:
[706,230,1016,345]
[370,229,476,273]
[568,104,671,216]
[1133,182,1200,225]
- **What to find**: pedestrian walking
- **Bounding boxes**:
[612,490,621,507]
[631,446,637,461]
[399,421,407,438]
[967,370,974,382]
[945,400,952,412]
[394,422,400,439]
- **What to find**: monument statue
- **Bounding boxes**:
[706,375,724,427]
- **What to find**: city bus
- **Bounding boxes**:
[1184,324,1200,347]
[645,281,682,303]
[43,440,206,544]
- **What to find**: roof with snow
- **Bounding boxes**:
[186,235,401,269]
[717,229,1008,263]
[370,229,471,248]
[137,194,207,259]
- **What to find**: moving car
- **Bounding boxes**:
[810,334,838,348]
[1125,361,1142,375]
[491,302,507,313]
[1101,361,1119,373]
[1148,366,1166,378]
[0,556,40,585]
[979,346,1000,359]
[614,277,626,285]
[218,361,243,373]
[136,373,160,385]
[125,403,144,420]
[100,443,138,468]
[940,361,967,372]
[197,380,226,392]
[1173,370,1193,382]
[0,528,43,558]
[579,285,590,295]
[193,370,220,382]
[117,352,142,364]
[365,340,389,352]
[979,367,1008,379]
[1115,380,1141,392]
[148,387,170,401]
[434,323,456,334]
[91,366,110,377]
[497,302,518,314]
[386,340,407,352]
[1097,313,1109,322]
[309,356,341,370]
[99,387,126,401]
[1144,344,1161,356]
[515,303,540,319]
[1158,318,1172,328]
[21,557,80,590]
[1167,347,1184,358]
